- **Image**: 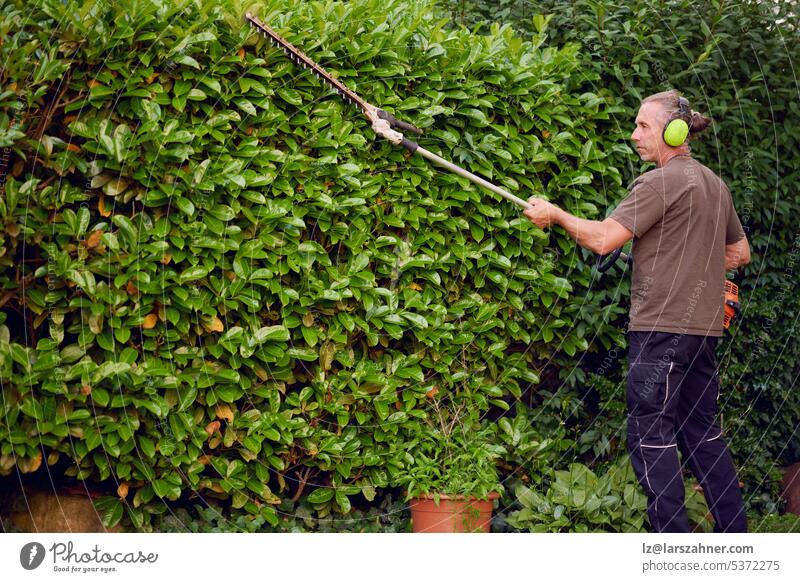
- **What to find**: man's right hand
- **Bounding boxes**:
[725,236,751,270]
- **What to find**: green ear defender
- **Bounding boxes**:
[662,96,692,147]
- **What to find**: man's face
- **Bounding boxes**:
[631,102,666,163]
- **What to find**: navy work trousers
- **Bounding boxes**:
[626,331,748,533]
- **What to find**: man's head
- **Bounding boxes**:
[631,90,712,167]
[631,100,674,165]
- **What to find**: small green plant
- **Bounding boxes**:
[683,479,714,533]
[151,492,411,532]
[750,513,800,533]
[505,455,648,532]
[395,399,506,503]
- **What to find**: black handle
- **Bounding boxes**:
[596,247,632,273]
[377,109,423,135]
[400,138,419,153]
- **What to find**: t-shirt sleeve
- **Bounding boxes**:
[609,180,667,238]
[725,199,746,245]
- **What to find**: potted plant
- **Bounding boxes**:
[396,399,506,533]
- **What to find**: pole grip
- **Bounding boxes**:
[377,109,423,135]
[400,138,419,153]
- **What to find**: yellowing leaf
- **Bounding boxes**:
[103,177,129,197]
[83,229,104,249]
[320,341,336,371]
[19,451,42,473]
[142,313,158,329]
[98,195,111,217]
[203,316,224,333]
[215,403,234,423]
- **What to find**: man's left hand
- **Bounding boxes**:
[523,196,561,229]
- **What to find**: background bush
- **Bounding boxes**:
[446,0,800,516]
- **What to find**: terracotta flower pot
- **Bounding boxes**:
[10,490,120,533]
[408,491,500,533]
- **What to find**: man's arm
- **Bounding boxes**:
[725,236,751,271]
[523,197,633,254]
[554,209,634,255]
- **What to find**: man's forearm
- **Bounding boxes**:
[554,208,605,254]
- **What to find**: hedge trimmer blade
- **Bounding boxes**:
[244,12,532,211]
[245,12,422,134]
[245,13,371,116]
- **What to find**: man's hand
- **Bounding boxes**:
[523,196,562,229]
[725,236,751,270]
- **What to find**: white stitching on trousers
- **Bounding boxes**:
[663,361,674,406]
[638,417,658,527]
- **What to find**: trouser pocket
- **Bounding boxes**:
[627,360,678,448]
[627,361,674,416]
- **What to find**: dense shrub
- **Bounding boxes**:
[0,0,637,529]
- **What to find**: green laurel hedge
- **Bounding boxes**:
[1,0,632,528]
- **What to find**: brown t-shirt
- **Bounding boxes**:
[610,155,745,337]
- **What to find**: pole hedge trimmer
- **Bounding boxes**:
[244,12,532,210]
[244,14,740,329]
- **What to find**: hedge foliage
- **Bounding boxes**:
[0,0,638,529]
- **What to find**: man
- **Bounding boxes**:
[524,90,751,533]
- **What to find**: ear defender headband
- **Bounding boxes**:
[662,96,692,147]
